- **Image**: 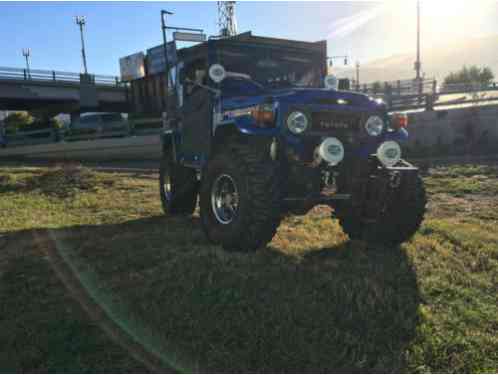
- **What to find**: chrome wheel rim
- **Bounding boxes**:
[211,174,239,224]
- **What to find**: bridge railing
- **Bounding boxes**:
[0,66,124,87]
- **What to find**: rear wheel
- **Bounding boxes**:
[159,151,198,215]
[200,141,282,252]
[336,174,426,246]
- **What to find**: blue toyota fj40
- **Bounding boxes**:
[160,32,426,251]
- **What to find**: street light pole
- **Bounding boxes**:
[22,48,31,79]
[75,16,88,74]
[161,10,174,88]
[355,61,360,90]
[414,0,421,81]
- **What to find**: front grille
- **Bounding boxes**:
[311,112,362,133]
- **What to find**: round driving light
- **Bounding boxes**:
[377,141,401,167]
[324,74,338,90]
[318,137,344,165]
[287,111,309,134]
[365,115,384,136]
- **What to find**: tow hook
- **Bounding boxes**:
[389,171,402,188]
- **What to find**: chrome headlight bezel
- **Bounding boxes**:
[365,115,384,136]
[287,111,309,134]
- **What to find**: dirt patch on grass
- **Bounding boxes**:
[1,164,115,198]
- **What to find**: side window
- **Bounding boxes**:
[101,114,122,123]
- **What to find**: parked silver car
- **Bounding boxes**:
[68,112,129,141]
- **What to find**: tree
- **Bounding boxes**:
[3,112,63,134]
[443,65,494,87]
[371,81,382,94]
[4,112,33,134]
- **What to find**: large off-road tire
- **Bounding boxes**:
[159,151,198,215]
[336,174,426,246]
[200,141,281,252]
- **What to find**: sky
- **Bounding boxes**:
[1,1,498,77]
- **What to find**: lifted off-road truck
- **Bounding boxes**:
[159,32,426,251]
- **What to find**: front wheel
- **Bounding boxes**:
[336,174,426,246]
[159,151,198,215]
[199,142,282,252]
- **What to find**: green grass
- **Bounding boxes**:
[0,164,497,373]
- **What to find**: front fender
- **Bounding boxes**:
[216,115,280,137]
[383,128,409,143]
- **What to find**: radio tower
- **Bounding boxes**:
[218,1,238,37]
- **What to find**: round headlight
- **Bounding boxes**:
[377,141,401,167]
[287,111,309,134]
[365,115,384,136]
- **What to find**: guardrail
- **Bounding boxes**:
[352,78,498,112]
[2,119,163,148]
[0,66,124,87]
[2,128,60,147]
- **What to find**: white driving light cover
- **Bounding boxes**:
[365,115,384,136]
[377,141,401,167]
[287,111,309,134]
[318,137,344,165]
[209,64,226,83]
[324,74,338,90]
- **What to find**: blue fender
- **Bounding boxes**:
[383,127,409,143]
[216,115,280,137]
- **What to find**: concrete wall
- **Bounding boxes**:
[407,105,498,152]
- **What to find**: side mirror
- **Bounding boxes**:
[209,64,226,83]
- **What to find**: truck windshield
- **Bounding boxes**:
[217,44,324,89]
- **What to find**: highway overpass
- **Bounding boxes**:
[0,66,130,116]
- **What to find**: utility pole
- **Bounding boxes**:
[75,16,88,74]
[22,48,31,79]
[414,0,421,81]
[355,61,360,91]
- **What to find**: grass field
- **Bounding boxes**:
[0,163,497,373]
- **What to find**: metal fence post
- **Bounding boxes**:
[52,71,56,81]
[385,83,393,108]
[425,93,434,111]
[23,69,27,80]
[418,78,423,105]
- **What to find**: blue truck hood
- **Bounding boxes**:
[221,88,384,112]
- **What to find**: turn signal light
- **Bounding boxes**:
[391,113,408,130]
[251,103,275,127]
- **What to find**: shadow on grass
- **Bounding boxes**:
[1,215,421,373]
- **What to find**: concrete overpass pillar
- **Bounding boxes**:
[70,112,80,125]
[80,73,98,110]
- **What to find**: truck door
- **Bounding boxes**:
[180,60,212,165]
